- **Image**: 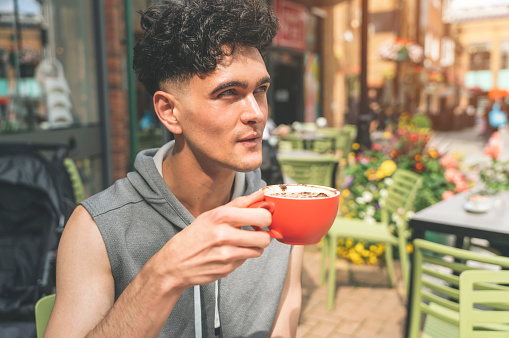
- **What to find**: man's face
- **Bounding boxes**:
[171,46,270,173]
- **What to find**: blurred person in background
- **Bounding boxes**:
[46,1,303,337]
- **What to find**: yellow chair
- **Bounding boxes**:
[321,168,422,310]
[35,294,55,338]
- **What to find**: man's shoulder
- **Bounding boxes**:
[80,175,144,218]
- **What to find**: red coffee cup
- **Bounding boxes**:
[249,184,340,245]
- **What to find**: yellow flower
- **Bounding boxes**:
[342,189,350,198]
[376,160,397,178]
[346,238,354,248]
[341,205,349,213]
[354,242,365,252]
[352,143,360,150]
[368,255,378,265]
[428,148,438,159]
[406,243,414,254]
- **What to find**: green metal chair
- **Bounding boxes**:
[278,155,338,188]
[408,239,509,338]
[278,133,304,151]
[63,158,85,203]
[320,168,422,310]
[460,270,509,337]
[35,294,55,338]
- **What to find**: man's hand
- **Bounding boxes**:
[148,190,272,291]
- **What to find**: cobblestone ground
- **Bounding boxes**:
[296,245,406,338]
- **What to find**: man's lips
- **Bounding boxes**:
[238,133,261,142]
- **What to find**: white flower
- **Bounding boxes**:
[356,197,365,204]
[384,178,393,186]
[362,191,373,203]
[366,206,376,216]
[379,199,386,208]
[359,211,366,218]
[406,211,415,219]
[380,189,388,198]
[365,217,376,224]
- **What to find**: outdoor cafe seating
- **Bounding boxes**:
[407,239,509,338]
[320,168,422,310]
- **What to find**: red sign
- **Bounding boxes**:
[274,0,307,52]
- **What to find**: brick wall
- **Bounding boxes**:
[105,0,131,181]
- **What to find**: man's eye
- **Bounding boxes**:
[219,89,236,97]
[255,86,269,94]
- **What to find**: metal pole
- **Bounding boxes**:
[124,0,138,170]
[357,0,371,149]
[93,0,113,188]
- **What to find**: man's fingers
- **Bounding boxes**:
[227,189,265,208]
[209,206,272,229]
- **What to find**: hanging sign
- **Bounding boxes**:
[274,0,307,52]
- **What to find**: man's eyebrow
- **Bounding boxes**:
[210,77,271,95]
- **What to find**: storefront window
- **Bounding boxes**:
[0,0,99,134]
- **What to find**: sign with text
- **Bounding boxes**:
[274,0,307,52]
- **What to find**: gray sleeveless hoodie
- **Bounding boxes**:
[80,144,292,337]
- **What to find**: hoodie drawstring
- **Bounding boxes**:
[194,285,202,338]
[214,280,221,335]
[194,281,221,337]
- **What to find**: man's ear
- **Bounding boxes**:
[153,90,183,134]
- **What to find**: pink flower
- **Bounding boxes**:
[360,157,371,165]
[454,180,469,193]
[483,131,502,160]
[440,154,458,169]
[372,143,382,151]
[442,191,454,200]
[444,168,461,182]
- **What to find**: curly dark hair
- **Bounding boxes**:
[133,0,279,95]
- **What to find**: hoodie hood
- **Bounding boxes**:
[127,141,265,229]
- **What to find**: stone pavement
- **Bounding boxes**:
[296,245,406,338]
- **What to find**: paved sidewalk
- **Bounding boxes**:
[296,245,406,338]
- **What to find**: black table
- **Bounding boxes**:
[404,191,509,337]
[410,191,509,247]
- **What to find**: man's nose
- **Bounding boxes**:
[240,94,265,125]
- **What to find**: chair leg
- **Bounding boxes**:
[384,243,395,288]
[327,234,338,311]
[320,236,328,286]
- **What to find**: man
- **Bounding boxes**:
[46,1,303,337]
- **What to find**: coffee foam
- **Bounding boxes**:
[262,184,339,199]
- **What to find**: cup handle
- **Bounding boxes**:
[247,201,283,239]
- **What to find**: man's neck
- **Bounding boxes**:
[161,147,236,218]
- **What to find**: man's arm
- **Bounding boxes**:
[46,192,273,337]
[270,245,304,338]
[45,205,183,337]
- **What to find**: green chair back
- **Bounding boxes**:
[35,294,55,338]
[278,156,337,187]
[383,169,423,287]
[316,127,356,158]
[409,239,509,338]
[63,158,85,203]
[460,270,509,337]
[278,133,304,151]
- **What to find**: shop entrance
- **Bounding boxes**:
[269,50,304,126]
